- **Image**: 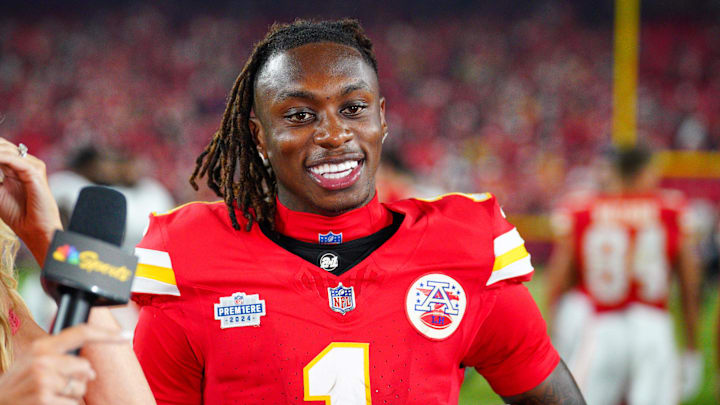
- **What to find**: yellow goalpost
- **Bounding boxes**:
[613,0,720,177]
[612,0,640,148]
[514,0,720,242]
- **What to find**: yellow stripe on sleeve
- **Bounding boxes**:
[486,255,533,286]
[492,244,530,272]
[488,227,534,285]
[493,228,524,256]
[135,263,177,286]
[132,247,180,296]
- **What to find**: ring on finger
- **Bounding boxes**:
[17,143,28,158]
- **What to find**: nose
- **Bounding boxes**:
[314,114,353,149]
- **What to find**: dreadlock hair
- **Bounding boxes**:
[189,19,378,231]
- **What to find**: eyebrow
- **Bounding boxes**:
[341,81,371,96]
[275,90,317,102]
[274,81,372,102]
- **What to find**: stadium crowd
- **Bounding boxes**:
[1,4,719,214]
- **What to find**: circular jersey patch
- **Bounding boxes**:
[318,252,339,272]
[405,273,467,340]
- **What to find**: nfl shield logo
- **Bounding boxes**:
[319,231,342,245]
[328,282,355,315]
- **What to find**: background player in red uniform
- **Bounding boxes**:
[547,146,700,405]
[131,19,585,404]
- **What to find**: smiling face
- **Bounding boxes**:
[250,42,387,216]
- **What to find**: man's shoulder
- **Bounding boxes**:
[133,200,254,300]
[135,200,235,273]
[149,200,232,231]
[556,189,597,213]
[599,190,687,213]
[387,192,497,220]
[655,188,687,210]
[387,192,526,284]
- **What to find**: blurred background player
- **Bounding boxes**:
[49,146,175,252]
[46,146,174,332]
[112,153,175,252]
[48,145,118,227]
[546,145,701,405]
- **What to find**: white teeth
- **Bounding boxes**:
[324,169,352,179]
[309,160,359,178]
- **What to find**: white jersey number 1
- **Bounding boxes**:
[303,342,371,405]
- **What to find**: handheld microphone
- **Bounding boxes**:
[41,186,138,335]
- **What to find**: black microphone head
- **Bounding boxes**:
[68,186,127,247]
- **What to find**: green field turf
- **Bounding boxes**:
[458,272,719,404]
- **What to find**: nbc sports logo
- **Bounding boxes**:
[53,244,79,265]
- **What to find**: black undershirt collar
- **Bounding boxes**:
[260,212,404,276]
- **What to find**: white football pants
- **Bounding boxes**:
[553,294,679,405]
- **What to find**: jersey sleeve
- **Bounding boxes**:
[132,213,180,298]
[134,303,204,404]
[463,281,560,397]
[131,213,203,404]
[485,195,534,286]
[549,191,593,238]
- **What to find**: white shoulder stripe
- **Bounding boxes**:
[486,255,533,286]
[493,228,524,256]
[135,247,173,269]
[131,277,181,296]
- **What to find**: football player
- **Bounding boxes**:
[547,146,700,405]
[131,19,585,404]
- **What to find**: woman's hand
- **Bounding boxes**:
[0,323,125,405]
[0,138,62,265]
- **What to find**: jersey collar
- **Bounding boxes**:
[274,193,393,244]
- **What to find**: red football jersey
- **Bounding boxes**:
[132,193,559,404]
[553,190,689,311]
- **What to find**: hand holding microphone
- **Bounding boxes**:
[0,139,154,404]
[0,138,137,334]
[42,185,138,334]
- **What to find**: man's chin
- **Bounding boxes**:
[314,189,373,216]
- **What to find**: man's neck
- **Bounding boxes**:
[273,194,393,244]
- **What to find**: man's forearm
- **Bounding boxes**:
[501,360,586,405]
[678,240,700,350]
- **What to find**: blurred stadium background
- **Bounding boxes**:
[1,0,719,403]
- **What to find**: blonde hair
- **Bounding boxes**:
[0,220,22,372]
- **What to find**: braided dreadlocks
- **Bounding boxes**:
[189,19,378,231]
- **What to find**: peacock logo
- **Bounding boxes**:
[53,244,79,265]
